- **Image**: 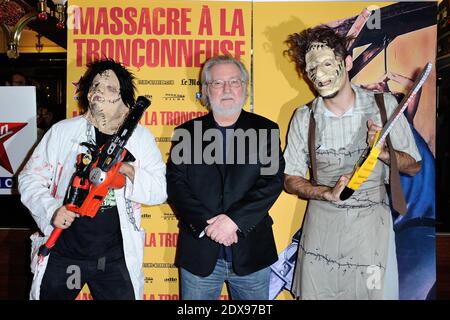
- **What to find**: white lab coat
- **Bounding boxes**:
[18,116,167,300]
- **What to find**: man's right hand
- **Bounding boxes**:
[323,173,352,202]
[206,214,239,246]
[51,206,79,229]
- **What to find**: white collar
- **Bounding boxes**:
[323,105,354,118]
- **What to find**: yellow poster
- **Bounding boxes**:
[66,0,251,300]
[253,1,436,300]
[65,0,436,300]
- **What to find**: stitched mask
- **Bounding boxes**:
[305,42,346,98]
[84,69,128,134]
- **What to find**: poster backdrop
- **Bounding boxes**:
[65,0,436,300]
[67,0,251,300]
[253,1,436,300]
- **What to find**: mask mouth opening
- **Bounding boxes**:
[317,80,332,88]
[90,94,106,103]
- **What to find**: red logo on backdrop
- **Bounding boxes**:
[0,122,27,173]
[72,77,82,94]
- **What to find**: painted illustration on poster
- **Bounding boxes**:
[264,1,436,300]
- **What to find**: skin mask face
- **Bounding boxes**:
[305,42,346,98]
[85,69,129,134]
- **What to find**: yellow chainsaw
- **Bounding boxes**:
[339,62,432,201]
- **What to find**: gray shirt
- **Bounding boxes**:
[284,84,421,183]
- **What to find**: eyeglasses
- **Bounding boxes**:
[208,79,244,89]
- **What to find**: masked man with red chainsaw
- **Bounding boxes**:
[18,59,167,300]
[283,26,422,300]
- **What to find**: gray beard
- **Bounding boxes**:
[210,99,244,116]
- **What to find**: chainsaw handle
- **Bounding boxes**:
[339,186,355,201]
[39,227,63,258]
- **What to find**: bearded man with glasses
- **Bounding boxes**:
[167,55,285,300]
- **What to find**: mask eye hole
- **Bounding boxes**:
[107,85,119,93]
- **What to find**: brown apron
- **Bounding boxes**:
[292,97,396,300]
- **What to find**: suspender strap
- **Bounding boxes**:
[307,102,318,186]
[374,93,407,215]
[307,94,407,214]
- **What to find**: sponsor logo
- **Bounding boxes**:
[0,122,27,174]
[181,78,201,86]
[71,77,82,94]
[142,213,152,219]
[155,137,172,143]
[162,212,176,221]
[0,177,15,189]
[143,262,177,269]
[138,80,174,85]
[144,277,154,284]
[163,93,185,101]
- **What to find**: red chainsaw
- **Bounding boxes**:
[38,96,151,259]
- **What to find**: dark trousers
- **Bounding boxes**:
[40,250,135,300]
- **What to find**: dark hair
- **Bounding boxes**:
[78,59,135,113]
[9,71,30,85]
[285,25,353,77]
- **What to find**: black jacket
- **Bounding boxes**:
[167,110,285,276]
